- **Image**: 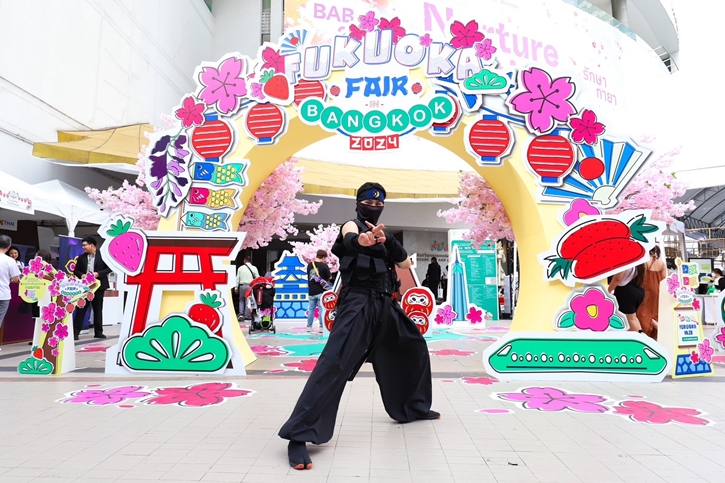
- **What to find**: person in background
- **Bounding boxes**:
[636,247,667,340]
[609,264,646,333]
[235,255,259,319]
[306,249,332,333]
[440,268,448,301]
[73,236,111,340]
[713,269,725,292]
[7,246,23,271]
[29,250,54,346]
[426,257,441,301]
[0,235,21,350]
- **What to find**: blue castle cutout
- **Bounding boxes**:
[272,251,309,319]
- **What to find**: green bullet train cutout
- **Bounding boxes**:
[483,333,672,382]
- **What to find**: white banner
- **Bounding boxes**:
[0,189,34,215]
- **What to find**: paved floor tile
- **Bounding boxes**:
[0,322,724,482]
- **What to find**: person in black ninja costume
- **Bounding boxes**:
[279,182,439,470]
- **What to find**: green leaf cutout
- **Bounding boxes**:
[608,315,626,330]
[17,357,54,375]
[463,69,509,92]
[122,315,230,373]
[557,311,576,329]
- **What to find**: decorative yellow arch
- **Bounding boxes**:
[160,108,570,335]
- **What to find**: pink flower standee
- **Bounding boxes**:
[568,109,606,145]
[449,20,484,48]
[198,56,248,115]
[509,67,576,134]
[174,96,205,128]
[358,11,379,32]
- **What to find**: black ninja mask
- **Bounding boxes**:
[356,202,384,225]
[355,182,387,225]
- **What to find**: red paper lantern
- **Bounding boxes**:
[191,113,233,162]
[245,103,285,145]
[430,92,461,135]
[293,80,325,107]
[526,130,576,186]
[467,115,513,164]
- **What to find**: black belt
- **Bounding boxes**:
[345,287,394,381]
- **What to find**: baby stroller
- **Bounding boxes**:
[246,276,276,334]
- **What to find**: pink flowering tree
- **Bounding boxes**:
[239,158,322,249]
[438,172,514,248]
[439,146,694,247]
[609,147,695,224]
[85,146,161,231]
[290,224,341,272]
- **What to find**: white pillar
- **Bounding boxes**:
[611,0,629,26]
[271,0,284,41]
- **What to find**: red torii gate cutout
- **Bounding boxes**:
[125,235,239,334]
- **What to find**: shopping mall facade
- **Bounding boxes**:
[0,0,682,281]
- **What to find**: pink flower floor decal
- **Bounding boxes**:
[429,349,475,357]
[508,67,576,135]
[76,343,111,353]
[461,376,498,385]
[613,400,712,426]
[251,345,290,357]
[494,387,610,413]
[282,359,318,372]
[60,386,151,406]
[145,382,253,407]
[57,382,254,408]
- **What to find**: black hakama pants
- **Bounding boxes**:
[278,289,433,444]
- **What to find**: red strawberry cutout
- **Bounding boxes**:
[546,214,658,282]
[32,346,43,359]
[188,292,223,334]
[261,70,290,101]
[66,304,75,314]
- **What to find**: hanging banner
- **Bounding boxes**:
[0,189,34,215]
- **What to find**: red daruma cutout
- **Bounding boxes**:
[321,291,338,310]
[402,287,435,316]
[407,310,430,335]
[324,308,336,332]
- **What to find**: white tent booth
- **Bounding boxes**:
[0,172,122,332]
